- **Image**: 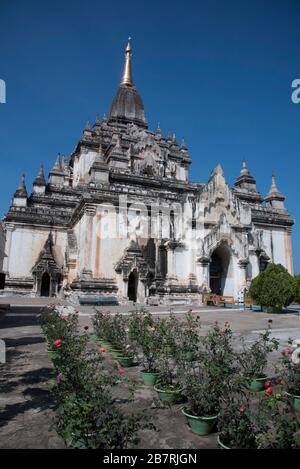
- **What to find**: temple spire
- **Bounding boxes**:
[265,173,285,209]
[120,38,133,87]
[268,173,279,194]
[52,153,62,172]
[240,159,250,176]
[34,165,46,186]
[93,113,101,128]
[14,174,28,197]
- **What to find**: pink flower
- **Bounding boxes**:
[281,347,293,356]
[118,367,125,375]
[264,386,273,395]
[53,339,62,349]
[264,380,272,389]
[239,405,246,413]
[98,347,105,353]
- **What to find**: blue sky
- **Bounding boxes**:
[0,0,299,273]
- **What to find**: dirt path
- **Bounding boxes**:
[0,307,65,448]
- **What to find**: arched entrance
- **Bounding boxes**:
[41,272,51,297]
[209,245,231,295]
[127,269,138,302]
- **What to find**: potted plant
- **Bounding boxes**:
[217,379,259,449]
[248,263,297,313]
[128,310,161,386]
[277,340,300,411]
[180,362,219,436]
[153,315,182,404]
[255,391,300,449]
[177,311,200,362]
[92,310,115,351]
[217,398,258,449]
[238,326,279,391]
[109,314,136,367]
[52,365,151,448]
[179,322,236,436]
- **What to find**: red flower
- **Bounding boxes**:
[239,405,246,413]
[281,347,293,356]
[84,326,89,330]
[264,380,272,389]
[264,386,273,395]
[53,339,62,349]
[268,319,273,324]
[98,347,105,353]
[118,367,125,375]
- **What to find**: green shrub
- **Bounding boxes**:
[295,275,300,300]
[53,382,152,449]
[249,263,297,308]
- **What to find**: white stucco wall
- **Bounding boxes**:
[6,227,67,278]
[0,222,6,273]
[73,149,98,186]
[272,228,288,267]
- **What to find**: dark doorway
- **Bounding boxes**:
[209,245,230,295]
[210,252,222,295]
[41,272,51,297]
[128,269,138,302]
[259,255,269,272]
[159,246,168,278]
[0,273,5,290]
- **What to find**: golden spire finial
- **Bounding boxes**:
[121,37,133,87]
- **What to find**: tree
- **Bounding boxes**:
[249,263,297,309]
[295,275,300,301]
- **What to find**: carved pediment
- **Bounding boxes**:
[200,211,249,259]
[32,232,61,277]
[202,165,251,226]
[115,239,150,281]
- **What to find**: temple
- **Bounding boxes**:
[0,40,294,304]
